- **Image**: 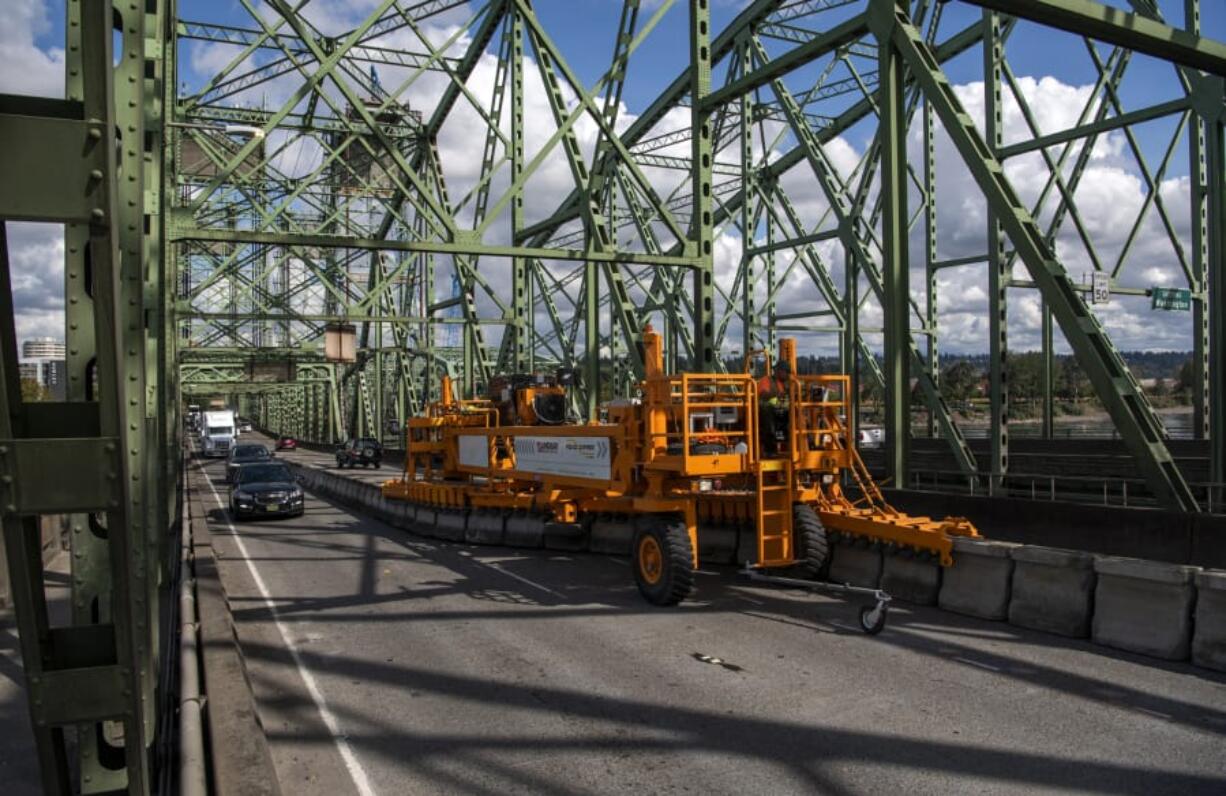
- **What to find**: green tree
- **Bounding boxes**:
[1177,359,1196,395]
[1058,357,1090,402]
[1006,352,1044,403]
[20,378,50,402]
[940,360,980,404]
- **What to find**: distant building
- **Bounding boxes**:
[22,337,65,359]
[18,358,66,401]
[44,360,65,400]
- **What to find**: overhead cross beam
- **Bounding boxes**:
[960,0,1226,76]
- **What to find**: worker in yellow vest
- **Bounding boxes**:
[757,360,790,454]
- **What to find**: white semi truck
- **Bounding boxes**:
[199,409,237,457]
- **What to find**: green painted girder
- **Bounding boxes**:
[171,225,708,267]
[880,2,1199,511]
[515,0,788,246]
[700,13,868,110]
[363,0,507,251]
[748,32,979,480]
[962,0,1226,76]
[177,19,464,71]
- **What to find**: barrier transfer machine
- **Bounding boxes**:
[383,327,978,632]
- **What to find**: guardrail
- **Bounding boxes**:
[907,468,1226,513]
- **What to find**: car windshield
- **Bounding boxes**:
[236,464,292,484]
[356,438,379,447]
[232,446,269,461]
[208,426,233,435]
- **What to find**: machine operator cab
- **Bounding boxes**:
[747,345,831,460]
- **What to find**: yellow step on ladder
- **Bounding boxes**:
[756,458,793,566]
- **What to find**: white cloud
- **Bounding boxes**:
[0,0,64,98]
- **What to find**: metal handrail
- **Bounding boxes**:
[906,466,1226,514]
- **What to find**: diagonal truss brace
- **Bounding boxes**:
[750,33,979,480]
[877,2,1197,511]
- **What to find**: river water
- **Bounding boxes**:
[949,408,1196,440]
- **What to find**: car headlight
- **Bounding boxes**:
[290,486,303,498]
[234,490,253,501]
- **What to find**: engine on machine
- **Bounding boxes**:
[487,371,573,426]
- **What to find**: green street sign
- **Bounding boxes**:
[1151,287,1192,311]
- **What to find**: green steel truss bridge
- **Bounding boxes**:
[0,0,1223,791]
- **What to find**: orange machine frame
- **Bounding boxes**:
[384,329,978,570]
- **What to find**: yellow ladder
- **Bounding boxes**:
[756,459,793,566]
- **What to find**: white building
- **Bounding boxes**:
[22,337,65,359]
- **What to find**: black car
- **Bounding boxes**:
[336,437,382,468]
[225,443,273,483]
[229,462,304,520]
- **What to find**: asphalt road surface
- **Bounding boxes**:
[194,443,1226,795]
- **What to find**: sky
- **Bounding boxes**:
[2,0,1221,358]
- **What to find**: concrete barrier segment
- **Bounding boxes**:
[1008,546,1095,638]
[938,537,1019,620]
[1092,556,1198,660]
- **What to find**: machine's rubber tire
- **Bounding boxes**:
[632,516,695,606]
[792,503,829,577]
[859,604,888,635]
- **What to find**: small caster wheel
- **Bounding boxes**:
[859,603,888,635]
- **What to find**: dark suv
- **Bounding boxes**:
[336,437,382,468]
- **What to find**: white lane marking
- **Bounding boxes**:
[197,461,377,796]
[476,560,565,599]
[953,656,1002,673]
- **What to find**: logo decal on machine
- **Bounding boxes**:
[512,436,612,480]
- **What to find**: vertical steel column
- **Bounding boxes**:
[739,37,757,361]
[876,0,911,486]
[1206,80,1226,501]
[63,1,122,788]
[115,0,157,777]
[984,8,1008,488]
[843,239,859,435]
[764,211,777,357]
[1042,299,1054,438]
[1186,0,1210,445]
[510,8,530,372]
[923,97,939,439]
[0,247,71,794]
[690,0,716,372]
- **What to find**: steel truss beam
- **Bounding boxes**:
[874,1,1199,511]
[162,0,1223,515]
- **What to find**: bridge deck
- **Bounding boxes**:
[185,444,1226,794]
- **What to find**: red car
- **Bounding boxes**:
[275,435,298,451]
